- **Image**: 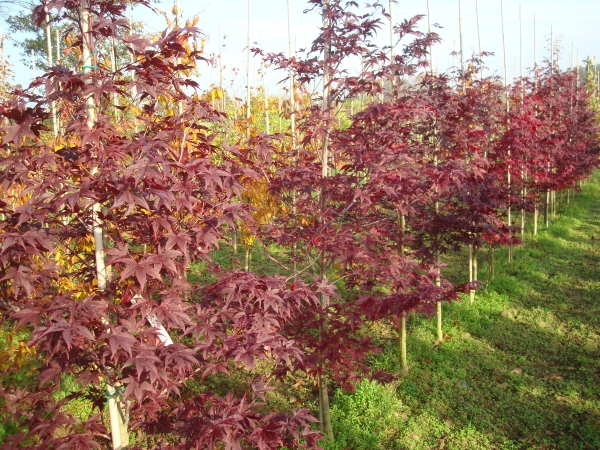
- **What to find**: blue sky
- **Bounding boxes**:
[1,0,599,95]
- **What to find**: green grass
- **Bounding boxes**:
[350,176,600,449]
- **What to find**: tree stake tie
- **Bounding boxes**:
[82,49,99,71]
[105,385,124,407]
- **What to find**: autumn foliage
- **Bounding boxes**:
[0,0,598,448]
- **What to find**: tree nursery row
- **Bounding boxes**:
[0,0,598,448]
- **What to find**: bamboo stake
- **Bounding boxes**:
[519,5,525,240]
[389,0,395,94]
[287,0,298,277]
[31,50,36,84]
[128,8,138,133]
[533,16,539,236]
[501,0,512,262]
[287,1,295,139]
[534,15,538,89]
[263,62,269,134]
[278,69,282,132]
[174,0,183,116]
[45,9,59,136]
[110,36,119,120]
[469,244,474,303]
[219,27,225,111]
[551,26,554,74]
[427,0,433,73]
[571,42,574,71]
[475,0,482,79]
[459,0,465,76]
[246,0,252,141]
[0,27,5,92]
[0,26,4,90]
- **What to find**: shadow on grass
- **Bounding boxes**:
[360,178,600,449]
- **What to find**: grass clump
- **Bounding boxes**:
[324,379,407,450]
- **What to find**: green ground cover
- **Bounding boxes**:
[325,176,600,450]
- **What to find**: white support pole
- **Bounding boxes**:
[501,0,511,262]
[519,4,523,81]
[551,26,554,74]
[287,0,295,138]
[501,0,508,95]
[389,0,395,93]
[475,0,482,56]
[475,0,482,79]
[534,15,537,88]
[263,61,269,134]
[56,29,60,63]
[246,0,252,141]
[219,27,224,111]
[427,0,433,74]
[0,26,5,92]
[45,10,59,136]
[31,50,36,82]
[110,36,119,120]
[459,0,465,76]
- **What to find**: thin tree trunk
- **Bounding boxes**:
[244,246,250,272]
[436,250,442,342]
[488,245,495,281]
[469,244,474,304]
[473,246,478,301]
[233,227,238,255]
[534,205,538,236]
[82,2,128,446]
[399,313,407,372]
[545,190,550,227]
[317,0,334,441]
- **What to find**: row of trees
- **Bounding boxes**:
[0,0,598,448]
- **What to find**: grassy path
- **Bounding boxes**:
[329,176,600,450]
